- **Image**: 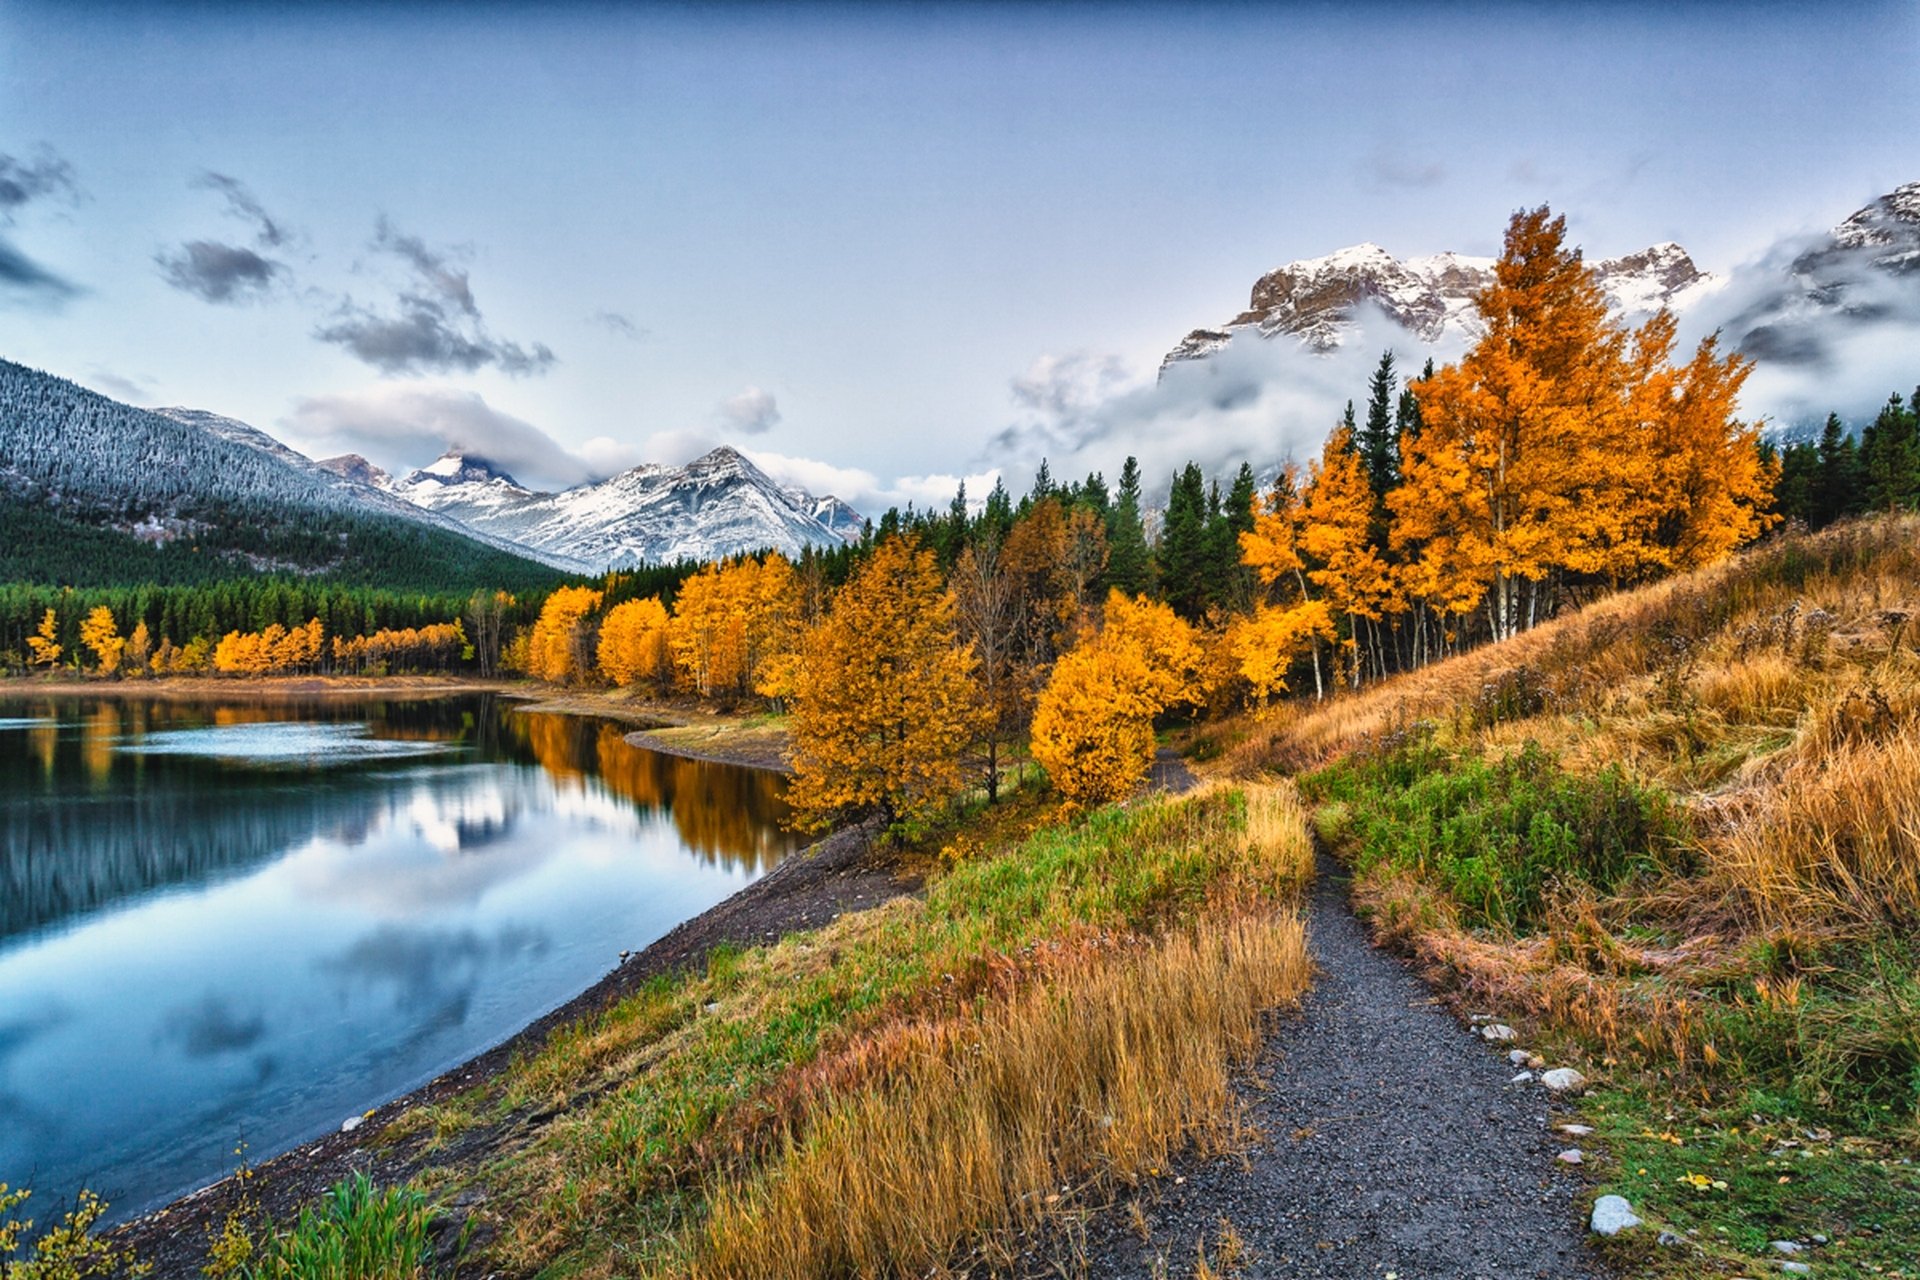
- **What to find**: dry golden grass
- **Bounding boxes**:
[680,912,1310,1280]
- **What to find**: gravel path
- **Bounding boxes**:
[1078,850,1607,1279]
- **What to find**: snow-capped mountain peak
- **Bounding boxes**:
[401,451,527,491]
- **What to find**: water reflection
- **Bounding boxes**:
[0,692,798,1222]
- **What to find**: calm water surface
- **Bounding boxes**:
[0,692,797,1220]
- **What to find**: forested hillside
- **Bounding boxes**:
[0,360,564,591]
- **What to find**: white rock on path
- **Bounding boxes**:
[1481,1023,1518,1042]
[1511,1071,1536,1084]
[1771,1241,1806,1255]
[1558,1148,1584,1164]
[1541,1067,1588,1093]
[1509,1049,1532,1066]
[1590,1195,1642,1236]
[1559,1123,1595,1136]
[341,1114,365,1133]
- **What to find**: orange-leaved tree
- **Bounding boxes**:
[1301,422,1397,687]
[527,586,604,683]
[25,608,61,670]
[597,596,673,688]
[78,606,125,676]
[1030,590,1205,806]
[1234,468,1336,702]
[786,536,987,831]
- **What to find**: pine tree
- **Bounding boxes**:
[1157,463,1210,620]
[1105,456,1152,596]
[1860,393,1920,512]
[1360,350,1400,500]
[1814,413,1860,526]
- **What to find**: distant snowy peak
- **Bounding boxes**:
[398,451,527,492]
[1823,181,1920,272]
[1163,238,1714,370]
[384,444,866,570]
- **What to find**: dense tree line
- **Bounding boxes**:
[1771,392,1920,528]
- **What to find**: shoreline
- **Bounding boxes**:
[0,674,794,773]
[0,674,825,1273]
[114,813,906,1278]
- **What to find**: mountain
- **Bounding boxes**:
[382,445,862,570]
[0,360,563,589]
[1161,182,1920,377]
[1163,241,1715,371]
[1732,181,1920,366]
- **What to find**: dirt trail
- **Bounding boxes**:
[1078,850,1606,1279]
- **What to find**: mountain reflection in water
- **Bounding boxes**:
[0,691,796,1223]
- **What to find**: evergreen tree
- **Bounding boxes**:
[1106,456,1152,596]
[1157,463,1210,621]
[1860,393,1920,512]
[981,477,1015,541]
[1360,350,1400,500]
[1814,413,1861,526]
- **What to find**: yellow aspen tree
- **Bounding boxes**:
[786,536,988,831]
[1395,206,1624,640]
[25,608,61,670]
[1302,423,1397,686]
[597,597,673,687]
[79,607,125,676]
[125,620,152,677]
[1225,600,1335,703]
[1030,590,1206,806]
[527,586,604,683]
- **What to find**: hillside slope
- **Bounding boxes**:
[0,361,563,590]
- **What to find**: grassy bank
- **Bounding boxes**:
[1249,515,1920,1278]
[158,781,1313,1280]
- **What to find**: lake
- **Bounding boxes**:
[0,691,797,1221]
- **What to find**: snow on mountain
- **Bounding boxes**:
[1162,238,1714,372]
[315,454,392,488]
[386,445,865,569]
[0,361,565,577]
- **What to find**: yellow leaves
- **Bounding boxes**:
[786,537,988,831]
[212,619,326,676]
[668,554,800,701]
[1677,1172,1728,1193]
[1226,600,1335,703]
[597,596,672,688]
[1303,425,1396,622]
[1031,591,1207,806]
[25,608,60,669]
[78,606,124,675]
[528,586,605,683]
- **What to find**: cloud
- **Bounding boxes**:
[156,238,284,302]
[83,365,155,402]
[1676,219,1920,430]
[717,385,781,435]
[195,171,289,247]
[0,146,82,306]
[0,148,80,219]
[987,308,1466,504]
[591,309,647,341]
[156,171,292,304]
[158,994,266,1058]
[281,384,599,487]
[314,218,555,376]
[0,234,78,303]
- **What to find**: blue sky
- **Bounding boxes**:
[1,1,1915,509]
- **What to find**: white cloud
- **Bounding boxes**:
[716,385,781,435]
[280,384,599,488]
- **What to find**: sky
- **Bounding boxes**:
[1,0,1916,512]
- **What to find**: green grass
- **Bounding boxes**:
[1579,1087,1920,1279]
[449,785,1309,1277]
[1304,737,1687,931]
[231,1173,449,1280]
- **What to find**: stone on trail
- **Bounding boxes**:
[1541,1067,1587,1092]
[1511,1071,1536,1084]
[1482,1023,1518,1042]
[1557,1148,1584,1164]
[1771,1241,1807,1255]
[1509,1048,1532,1066]
[341,1114,365,1133]
[1590,1195,1642,1236]
[1559,1123,1595,1136]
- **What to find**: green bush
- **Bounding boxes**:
[1306,739,1685,931]
[237,1174,450,1280]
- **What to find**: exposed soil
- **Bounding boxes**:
[1061,849,1608,1279]
[115,820,914,1279]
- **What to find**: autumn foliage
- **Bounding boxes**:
[785,537,987,830]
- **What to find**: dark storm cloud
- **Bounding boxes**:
[156,171,292,304]
[156,239,284,302]
[313,218,556,377]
